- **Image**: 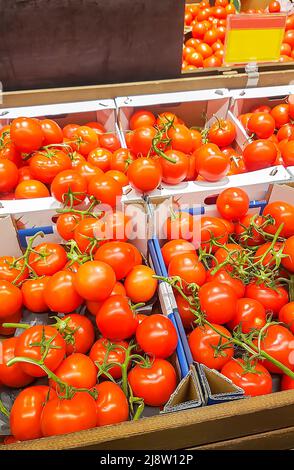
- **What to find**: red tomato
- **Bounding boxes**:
[281,141,294,167]
[168,124,194,154]
[60,313,95,355]
[40,119,63,145]
[128,359,177,406]
[0,337,33,388]
[21,277,50,312]
[90,338,128,379]
[221,359,272,397]
[15,179,49,199]
[86,281,126,316]
[88,173,122,208]
[95,382,129,426]
[74,260,116,302]
[254,242,283,267]
[175,292,195,330]
[199,281,237,324]
[256,325,294,374]
[88,147,112,171]
[282,236,294,272]
[0,256,28,284]
[165,211,193,241]
[283,30,294,49]
[51,353,97,390]
[194,144,229,181]
[263,201,294,239]
[76,161,103,184]
[0,280,22,319]
[0,310,21,336]
[227,298,266,333]
[56,212,81,241]
[206,269,245,298]
[44,270,83,313]
[29,149,71,184]
[0,140,22,167]
[99,133,120,152]
[110,148,135,173]
[105,170,128,188]
[271,104,290,129]
[15,325,66,377]
[74,217,104,254]
[72,126,99,155]
[243,140,277,171]
[124,265,158,303]
[102,210,130,242]
[188,324,234,370]
[235,214,266,246]
[216,187,249,221]
[247,113,275,139]
[269,1,281,13]
[161,240,196,267]
[186,51,204,67]
[96,295,138,341]
[192,22,210,39]
[0,159,19,193]
[63,124,80,139]
[29,242,67,276]
[168,254,206,292]
[281,374,294,390]
[51,170,87,205]
[94,241,135,280]
[131,126,156,156]
[136,314,178,359]
[10,117,44,153]
[10,386,55,441]
[195,216,228,252]
[85,121,106,134]
[130,110,156,130]
[41,392,97,437]
[279,302,294,334]
[160,150,189,185]
[213,243,244,270]
[208,119,236,147]
[245,282,289,317]
[190,129,203,152]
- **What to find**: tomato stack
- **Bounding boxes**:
[183,1,294,71]
[0,117,133,200]
[160,187,294,397]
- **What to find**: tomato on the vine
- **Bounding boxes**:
[221,359,272,397]
[29,242,67,276]
[40,119,63,145]
[0,337,34,388]
[124,265,158,303]
[74,260,116,302]
[51,170,87,205]
[246,282,288,317]
[263,201,294,239]
[160,150,189,185]
[95,382,129,427]
[208,119,236,147]
[90,338,128,379]
[51,353,97,390]
[60,313,95,355]
[0,256,28,284]
[96,295,138,341]
[10,117,44,153]
[255,324,294,374]
[199,281,237,324]
[29,149,71,184]
[227,298,266,333]
[88,174,123,208]
[44,270,83,313]
[0,159,19,193]
[206,269,245,298]
[216,187,249,221]
[136,314,178,359]
[56,212,82,241]
[168,253,206,292]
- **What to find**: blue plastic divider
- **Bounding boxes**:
[18,226,54,249]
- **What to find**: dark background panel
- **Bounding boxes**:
[0,0,185,91]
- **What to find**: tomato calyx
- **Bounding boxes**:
[11,231,45,285]
[65,239,92,264]
[57,195,103,219]
[151,119,177,163]
[211,335,234,358]
[50,315,80,348]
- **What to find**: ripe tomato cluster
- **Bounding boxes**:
[183,1,294,71]
[0,188,180,441]
[161,186,294,397]
[0,117,133,201]
[126,109,239,191]
[239,96,294,169]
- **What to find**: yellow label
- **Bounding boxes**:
[225,28,285,64]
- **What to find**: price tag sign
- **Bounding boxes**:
[224,14,287,65]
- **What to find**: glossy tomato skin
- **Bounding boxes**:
[246,282,288,317]
[243,140,277,171]
[168,253,206,292]
[124,265,158,303]
[208,119,236,147]
[29,149,71,184]
[130,110,156,130]
[127,158,162,193]
[95,382,129,426]
[0,337,34,388]
[281,374,294,391]
[15,179,50,199]
[128,359,177,406]
[235,214,265,246]
[0,159,19,193]
[165,212,193,241]
[247,113,275,139]
[74,260,116,302]
[199,281,237,324]
[40,119,63,145]
[10,117,44,153]
[0,280,23,319]
[10,386,55,441]
[99,133,121,153]
[131,127,156,156]
[195,216,228,253]
[281,141,294,167]
[72,126,99,155]
[263,201,294,239]
[85,281,126,316]
[221,359,272,397]
[61,313,95,355]
[90,338,128,379]
[194,146,229,182]
[216,187,249,221]
[160,150,189,185]
[136,314,178,359]
[94,241,135,280]
[168,124,193,154]
[96,295,138,341]
[44,271,83,313]
[15,326,66,377]
[29,242,67,276]
[279,302,294,334]
[0,256,28,284]
[110,148,135,174]
[51,353,97,390]
[227,298,266,334]
[161,239,196,267]
[21,276,50,312]
[256,325,294,374]
[213,243,243,270]
[56,212,82,241]
[88,147,112,172]
[175,293,195,330]
[206,269,245,299]
[41,392,97,437]
[88,174,123,208]
[188,324,234,370]
[74,217,104,254]
[51,170,87,205]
